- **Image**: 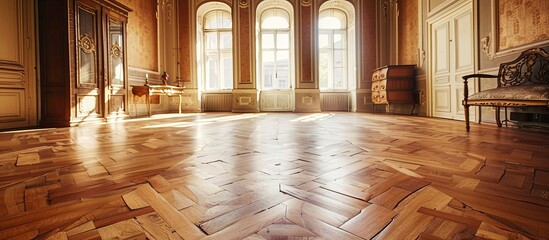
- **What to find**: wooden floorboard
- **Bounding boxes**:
[0,112,548,239]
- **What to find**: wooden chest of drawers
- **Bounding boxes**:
[371,65,416,113]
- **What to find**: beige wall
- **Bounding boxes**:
[398,0,418,65]
[119,0,159,72]
[478,0,549,70]
[399,0,549,121]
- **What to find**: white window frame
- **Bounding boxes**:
[196,3,233,93]
[256,1,295,92]
[318,1,357,93]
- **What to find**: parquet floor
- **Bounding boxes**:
[1,112,548,240]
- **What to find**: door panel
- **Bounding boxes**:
[432,20,451,118]
[105,14,128,117]
[430,2,473,120]
[75,2,102,120]
[74,0,129,121]
[434,86,452,115]
[0,0,37,129]
[434,23,450,75]
[454,11,473,72]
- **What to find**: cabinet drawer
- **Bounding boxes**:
[372,90,387,104]
[372,80,380,91]
[372,70,381,81]
[385,78,414,90]
[378,80,387,91]
[386,91,414,103]
[378,68,388,80]
[372,91,379,103]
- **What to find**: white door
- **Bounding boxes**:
[0,0,37,130]
[429,3,474,120]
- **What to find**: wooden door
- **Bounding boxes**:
[74,0,129,122]
[74,0,104,122]
[103,7,129,120]
[429,3,474,120]
[0,0,37,130]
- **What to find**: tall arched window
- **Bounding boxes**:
[197,4,233,91]
[259,8,291,90]
[319,9,347,91]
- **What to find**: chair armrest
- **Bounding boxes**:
[462,74,498,104]
[462,73,498,81]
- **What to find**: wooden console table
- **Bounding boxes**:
[131,85,185,116]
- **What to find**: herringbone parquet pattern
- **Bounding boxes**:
[1,113,548,239]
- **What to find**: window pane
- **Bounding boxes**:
[78,8,97,85]
[333,67,345,89]
[205,13,218,29]
[262,33,275,49]
[221,54,233,89]
[334,50,345,68]
[276,50,289,89]
[205,10,232,30]
[262,51,275,89]
[262,17,289,29]
[319,51,329,89]
[334,32,346,48]
[206,55,218,90]
[319,9,347,30]
[221,12,232,28]
[261,9,290,29]
[319,33,330,49]
[319,16,342,29]
[205,32,218,50]
[276,32,289,49]
[220,32,232,49]
[109,22,124,86]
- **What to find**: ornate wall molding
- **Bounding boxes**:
[301,0,312,7]
[383,1,389,23]
[481,34,495,60]
[239,0,249,8]
[79,34,96,54]
[161,0,173,24]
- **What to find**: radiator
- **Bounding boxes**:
[320,93,350,111]
[202,93,233,111]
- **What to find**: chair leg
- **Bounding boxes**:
[495,106,502,127]
[465,105,470,131]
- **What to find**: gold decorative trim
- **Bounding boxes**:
[79,34,95,54]
[166,0,173,24]
[301,0,312,6]
[111,42,122,60]
[239,0,249,8]
[481,35,494,60]
[383,1,389,23]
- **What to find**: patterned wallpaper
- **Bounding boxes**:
[398,0,418,65]
[118,0,158,71]
[238,6,251,84]
[179,0,191,82]
[497,0,549,51]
